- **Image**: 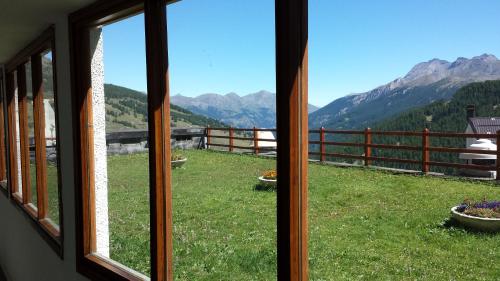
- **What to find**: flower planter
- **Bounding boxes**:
[258,176,276,187]
[171,158,187,169]
[451,206,500,232]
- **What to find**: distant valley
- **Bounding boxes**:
[171,91,319,128]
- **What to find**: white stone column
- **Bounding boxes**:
[89,28,110,258]
[15,88,22,194]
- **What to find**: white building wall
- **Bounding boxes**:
[89,27,110,258]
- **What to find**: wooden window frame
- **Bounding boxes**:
[0,71,7,194]
[4,26,64,257]
[70,0,308,280]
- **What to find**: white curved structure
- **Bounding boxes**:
[459,139,497,178]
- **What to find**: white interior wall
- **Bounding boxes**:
[0,15,90,281]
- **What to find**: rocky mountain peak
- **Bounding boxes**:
[309,53,500,130]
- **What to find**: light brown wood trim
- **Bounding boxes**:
[85,254,147,281]
[275,0,309,280]
[16,64,31,204]
[145,0,173,280]
[77,27,97,257]
[31,53,48,219]
[6,71,19,196]
[70,0,175,280]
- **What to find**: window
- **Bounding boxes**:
[0,73,7,191]
[70,1,166,280]
[4,27,63,254]
[71,0,308,280]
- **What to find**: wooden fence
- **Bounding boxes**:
[206,127,277,154]
[207,126,500,179]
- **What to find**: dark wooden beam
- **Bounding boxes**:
[0,76,6,182]
[144,0,173,280]
[6,72,19,196]
[275,0,309,280]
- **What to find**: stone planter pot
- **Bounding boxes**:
[171,158,187,169]
[451,206,500,232]
[258,176,276,187]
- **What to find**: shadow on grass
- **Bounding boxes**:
[254,184,276,192]
[438,218,499,236]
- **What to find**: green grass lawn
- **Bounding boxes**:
[106,150,500,280]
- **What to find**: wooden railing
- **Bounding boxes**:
[207,126,500,179]
[206,126,277,154]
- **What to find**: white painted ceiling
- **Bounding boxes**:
[0,0,95,64]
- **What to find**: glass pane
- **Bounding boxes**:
[308,1,500,280]
[42,51,60,225]
[13,71,23,196]
[167,1,277,279]
[90,13,150,277]
[26,60,38,207]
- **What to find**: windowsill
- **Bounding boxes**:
[85,254,150,281]
[23,203,38,219]
[12,192,22,204]
[40,218,61,239]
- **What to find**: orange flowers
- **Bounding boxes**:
[262,170,277,180]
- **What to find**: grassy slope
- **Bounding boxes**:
[107,150,500,280]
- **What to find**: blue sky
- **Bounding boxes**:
[102,0,500,107]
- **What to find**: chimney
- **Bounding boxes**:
[466,105,475,120]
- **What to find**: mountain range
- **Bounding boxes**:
[171,91,319,128]
[104,84,226,131]
[309,54,500,129]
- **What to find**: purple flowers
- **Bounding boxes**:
[456,199,500,219]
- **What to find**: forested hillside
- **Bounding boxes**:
[326,80,500,174]
[104,84,226,131]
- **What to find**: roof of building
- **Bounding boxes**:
[468,117,500,134]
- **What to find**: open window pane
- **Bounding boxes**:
[42,50,60,225]
[87,13,151,277]
[308,1,500,280]
[167,1,277,279]
[25,60,38,207]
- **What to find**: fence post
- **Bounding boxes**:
[364,128,372,166]
[253,126,259,155]
[320,127,326,162]
[496,130,500,181]
[206,125,211,149]
[229,127,234,152]
[422,128,430,173]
